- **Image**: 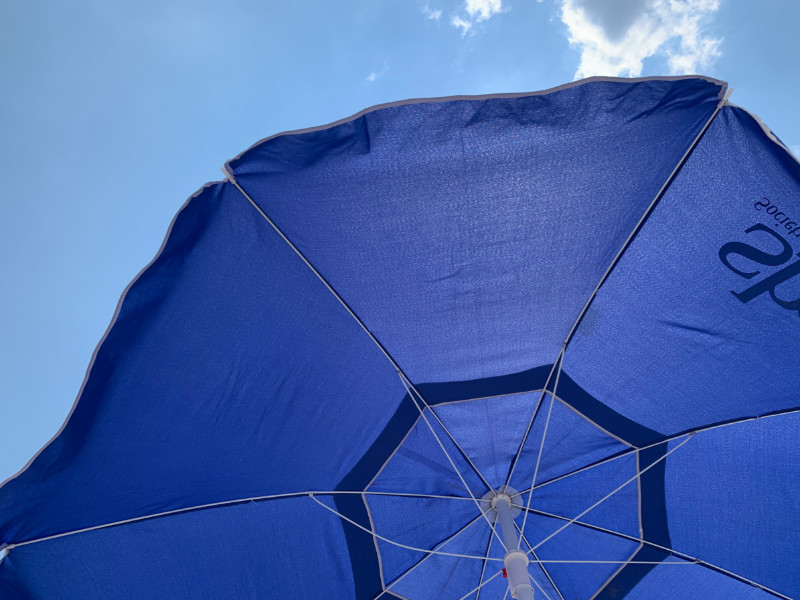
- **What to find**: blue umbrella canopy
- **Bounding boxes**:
[1,76,798,600]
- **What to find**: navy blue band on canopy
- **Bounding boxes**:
[336,366,669,600]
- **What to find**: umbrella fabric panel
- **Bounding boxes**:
[0,496,358,600]
[611,559,780,600]
[506,394,630,492]
[433,393,540,489]
[0,181,407,545]
[526,451,640,539]
[367,406,487,498]
[564,105,800,439]
[228,78,725,385]
[434,392,629,491]
[662,412,800,598]
[388,519,495,600]
[365,495,483,586]
[519,511,640,600]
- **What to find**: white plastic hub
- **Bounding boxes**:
[480,485,522,519]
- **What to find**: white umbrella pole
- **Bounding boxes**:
[493,493,535,600]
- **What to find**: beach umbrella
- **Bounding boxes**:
[0,76,798,600]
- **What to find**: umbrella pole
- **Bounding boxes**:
[493,494,535,600]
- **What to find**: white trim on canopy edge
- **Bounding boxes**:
[224,75,727,168]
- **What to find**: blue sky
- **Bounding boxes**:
[1,0,798,483]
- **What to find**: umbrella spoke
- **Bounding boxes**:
[647,406,800,450]
[514,520,563,600]
[474,518,495,600]
[226,168,420,413]
[514,504,793,600]
[519,358,563,549]
[457,570,503,600]
[524,430,698,497]
[311,493,498,562]
[396,372,494,492]
[358,490,486,501]
[528,434,695,553]
[372,512,487,600]
[513,504,654,553]
[504,350,564,490]
[526,560,554,600]
[397,373,509,553]
[525,446,639,495]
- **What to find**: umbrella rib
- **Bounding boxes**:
[655,405,800,444]
[432,388,545,407]
[529,434,695,553]
[311,494,498,562]
[584,450,647,600]
[372,512,486,600]
[556,87,732,352]
[519,360,563,548]
[522,448,638,495]
[587,542,644,600]
[504,350,564,489]
[5,491,490,550]
[364,411,424,492]
[635,450,644,539]
[681,557,794,600]
[6,491,314,549]
[364,491,387,590]
[224,169,494,492]
[516,504,666,550]
[223,169,403,381]
[361,491,485,501]
[396,373,508,553]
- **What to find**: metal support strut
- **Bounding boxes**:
[486,489,534,600]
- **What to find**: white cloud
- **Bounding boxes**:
[559,0,722,79]
[366,61,389,83]
[451,14,474,35]
[450,0,504,35]
[465,0,503,21]
[422,4,443,21]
